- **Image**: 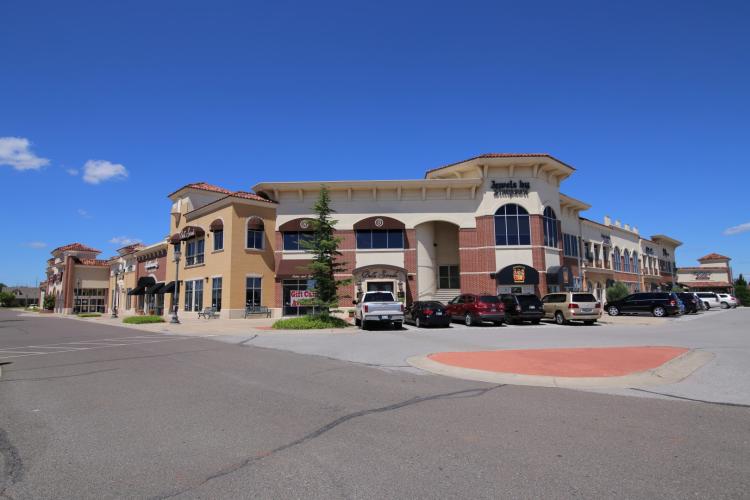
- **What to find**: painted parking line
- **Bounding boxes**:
[0,336,194,360]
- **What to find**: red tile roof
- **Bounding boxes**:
[52,242,102,254]
[231,191,275,203]
[697,253,731,261]
[168,182,233,198]
[426,153,576,176]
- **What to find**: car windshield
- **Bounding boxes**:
[572,294,597,302]
[479,295,500,303]
[422,301,445,309]
[517,295,542,305]
[362,292,395,302]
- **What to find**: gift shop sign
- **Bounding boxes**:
[290,290,316,306]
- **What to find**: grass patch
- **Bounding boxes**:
[272,314,350,330]
[123,315,165,324]
[77,313,102,318]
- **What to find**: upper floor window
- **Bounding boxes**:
[563,233,579,257]
[543,207,558,248]
[247,218,265,250]
[185,238,205,266]
[632,252,639,273]
[213,229,224,251]
[623,249,631,272]
[283,231,314,251]
[356,229,404,249]
[613,247,621,271]
[495,204,530,246]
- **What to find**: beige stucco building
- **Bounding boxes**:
[41,243,111,314]
[676,253,734,292]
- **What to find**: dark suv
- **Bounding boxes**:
[500,294,544,324]
[676,292,701,314]
[446,294,506,326]
[605,292,682,318]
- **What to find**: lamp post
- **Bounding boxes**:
[110,263,122,318]
[171,245,181,324]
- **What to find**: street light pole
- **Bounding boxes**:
[111,264,122,318]
[171,244,181,324]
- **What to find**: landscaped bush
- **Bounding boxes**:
[77,312,102,318]
[43,295,55,311]
[123,315,165,324]
[272,315,349,330]
[605,281,630,303]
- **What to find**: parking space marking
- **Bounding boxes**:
[0,335,193,360]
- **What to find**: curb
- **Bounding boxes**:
[407,349,714,389]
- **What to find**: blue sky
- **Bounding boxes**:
[1,0,749,285]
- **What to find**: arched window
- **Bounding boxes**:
[543,207,558,248]
[623,249,631,272]
[495,204,530,246]
[632,252,639,274]
[613,247,621,271]
[246,217,265,250]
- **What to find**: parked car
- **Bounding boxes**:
[676,292,701,314]
[445,294,505,326]
[354,291,404,330]
[404,301,451,328]
[541,292,601,325]
[500,294,544,324]
[695,292,721,310]
[717,293,738,309]
[605,292,681,318]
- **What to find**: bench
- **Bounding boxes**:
[244,305,271,318]
[197,307,219,319]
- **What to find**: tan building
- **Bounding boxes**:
[107,243,144,316]
[677,253,734,293]
[41,243,111,314]
[165,183,277,318]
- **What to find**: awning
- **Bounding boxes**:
[146,282,164,294]
[128,276,156,296]
[247,216,264,230]
[171,226,206,243]
[209,219,224,232]
[494,264,539,285]
[276,259,313,278]
[161,281,176,294]
[353,216,405,230]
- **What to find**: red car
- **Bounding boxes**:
[446,294,506,326]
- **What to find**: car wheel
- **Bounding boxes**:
[554,311,566,325]
[652,306,666,317]
[361,320,368,330]
[415,317,421,328]
[607,306,619,316]
[464,313,473,327]
[704,302,710,310]
[721,302,729,309]
[394,321,403,330]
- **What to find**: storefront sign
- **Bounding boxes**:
[494,264,539,285]
[359,269,404,280]
[145,260,159,271]
[290,289,316,306]
[693,271,711,280]
[512,265,526,283]
[490,180,530,198]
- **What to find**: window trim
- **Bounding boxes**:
[245,217,265,250]
[355,229,405,250]
[543,206,558,249]
[494,203,531,246]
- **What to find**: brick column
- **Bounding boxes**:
[459,216,496,294]
[530,215,548,295]
[404,229,417,303]
[63,255,75,312]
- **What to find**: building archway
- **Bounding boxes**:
[414,220,460,301]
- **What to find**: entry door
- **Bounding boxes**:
[367,281,394,293]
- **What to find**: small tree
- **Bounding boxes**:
[734,274,750,307]
[300,186,351,318]
[43,294,55,311]
[0,291,15,307]
[605,281,630,303]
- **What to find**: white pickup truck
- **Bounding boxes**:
[354,291,404,330]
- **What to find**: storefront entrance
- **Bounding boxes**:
[282,279,319,316]
[367,281,394,293]
[353,265,406,302]
[495,264,540,296]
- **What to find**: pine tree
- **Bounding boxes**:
[301,186,351,317]
[734,274,749,306]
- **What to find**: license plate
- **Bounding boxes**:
[436,311,443,316]
[380,315,389,320]
[581,308,592,313]
[528,305,536,310]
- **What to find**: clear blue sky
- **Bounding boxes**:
[1,0,749,286]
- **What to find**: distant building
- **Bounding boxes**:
[676,253,734,293]
[40,243,111,314]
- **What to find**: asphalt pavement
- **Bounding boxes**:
[1,309,748,499]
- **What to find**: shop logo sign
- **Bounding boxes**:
[374,218,384,227]
[299,220,310,229]
[512,265,526,283]
[694,271,711,280]
[491,180,530,198]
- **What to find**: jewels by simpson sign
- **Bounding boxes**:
[491,180,530,197]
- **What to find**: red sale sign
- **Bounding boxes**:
[290,290,316,306]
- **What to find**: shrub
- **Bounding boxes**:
[605,281,630,303]
[0,291,16,307]
[43,295,55,311]
[77,312,102,318]
[272,315,349,330]
[123,315,165,324]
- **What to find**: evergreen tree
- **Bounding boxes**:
[734,274,749,307]
[301,186,350,317]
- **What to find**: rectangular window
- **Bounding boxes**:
[184,279,203,311]
[213,230,224,251]
[246,277,262,307]
[211,277,222,311]
[184,280,193,311]
[186,238,205,265]
[563,234,579,258]
[438,265,460,289]
[355,230,405,249]
[247,229,263,249]
[283,232,314,251]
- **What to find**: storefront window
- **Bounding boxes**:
[543,207,558,248]
[494,204,530,246]
[283,232,314,251]
[246,277,262,308]
[212,277,222,311]
[186,238,205,265]
[438,265,460,289]
[73,288,107,314]
[282,279,318,316]
[355,229,404,249]
[184,279,203,311]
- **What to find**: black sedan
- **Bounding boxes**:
[404,301,451,328]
